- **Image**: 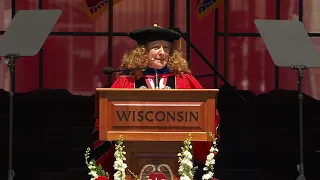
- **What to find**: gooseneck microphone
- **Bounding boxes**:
[102,67,161,89]
[102,66,147,74]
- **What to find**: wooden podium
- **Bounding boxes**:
[95,88,219,179]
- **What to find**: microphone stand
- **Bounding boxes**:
[173,28,247,102]
[154,69,160,89]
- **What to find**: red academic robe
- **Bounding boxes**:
[92,74,220,179]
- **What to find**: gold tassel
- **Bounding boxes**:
[178,38,182,50]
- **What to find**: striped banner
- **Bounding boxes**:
[196,0,224,20]
[82,0,122,20]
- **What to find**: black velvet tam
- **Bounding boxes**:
[128,24,181,45]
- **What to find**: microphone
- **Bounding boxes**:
[102,66,147,74]
[170,27,182,34]
[172,27,181,32]
[102,67,121,74]
[103,66,161,89]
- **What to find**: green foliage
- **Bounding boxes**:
[85,147,109,178]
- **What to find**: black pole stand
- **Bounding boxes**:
[173,28,247,102]
[0,9,62,180]
[5,53,20,180]
[253,19,320,180]
[291,65,306,180]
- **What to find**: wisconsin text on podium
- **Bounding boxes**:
[115,110,199,122]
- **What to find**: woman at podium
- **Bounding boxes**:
[92,24,220,179]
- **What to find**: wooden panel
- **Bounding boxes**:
[107,131,209,141]
[96,88,218,100]
[125,141,182,179]
[96,88,218,141]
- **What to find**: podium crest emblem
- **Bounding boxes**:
[139,164,173,180]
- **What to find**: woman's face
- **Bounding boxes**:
[146,40,171,69]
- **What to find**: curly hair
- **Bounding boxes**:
[119,45,191,79]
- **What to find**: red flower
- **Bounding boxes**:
[95,176,108,180]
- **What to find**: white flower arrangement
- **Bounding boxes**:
[202,132,219,180]
[86,132,219,180]
[113,135,128,180]
[177,134,198,180]
[113,135,139,180]
[85,147,109,180]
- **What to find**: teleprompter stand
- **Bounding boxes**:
[0,10,62,180]
[255,19,320,180]
[172,28,247,102]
